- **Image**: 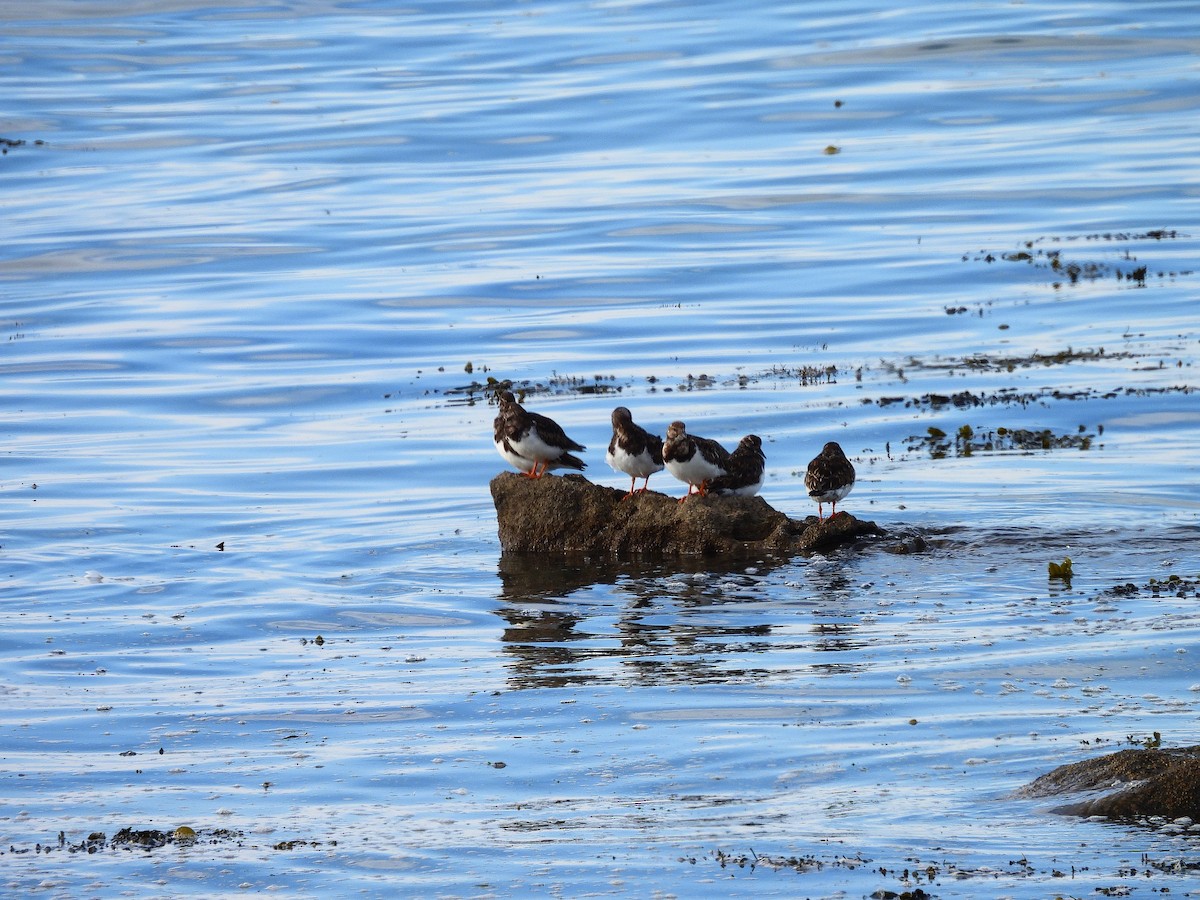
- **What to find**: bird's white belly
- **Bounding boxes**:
[496,438,535,473]
[719,474,763,497]
[666,454,724,485]
[510,428,563,463]
[810,482,852,503]
[607,444,662,479]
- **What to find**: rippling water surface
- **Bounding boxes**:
[3,1,1199,896]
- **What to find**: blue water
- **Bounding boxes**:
[3,1,1199,897]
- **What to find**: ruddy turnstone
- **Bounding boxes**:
[493,390,586,478]
[804,440,855,519]
[605,406,664,499]
[661,420,730,501]
[708,434,765,497]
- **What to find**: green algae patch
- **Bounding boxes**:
[1048,557,1073,582]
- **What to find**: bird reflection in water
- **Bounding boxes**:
[494,552,868,689]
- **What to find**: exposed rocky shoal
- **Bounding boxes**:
[490,471,889,556]
[1020,746,1200,821]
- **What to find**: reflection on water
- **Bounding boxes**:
[495,548,785,600]
[496,550,866,688]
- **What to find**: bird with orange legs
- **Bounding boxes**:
[493,390,586,478]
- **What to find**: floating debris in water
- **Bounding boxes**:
[965,230,1192,287]
[904,425,1099,458]
[1102,573,1200,599]
[1048,557,1073,581]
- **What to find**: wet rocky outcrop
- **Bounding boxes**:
[1020,746,1200,820]
[489,471,884,555]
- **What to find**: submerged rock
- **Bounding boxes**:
[489,471,883,555]
[1020,746,1200,820]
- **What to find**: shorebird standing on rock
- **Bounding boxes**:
[605,406,664,499]
[493,390,586,478]
[707,434,765,497]
[804,440,855,519]
[661,420,730,501]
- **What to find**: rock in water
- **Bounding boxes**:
[489,472,883,555]
[1020,746,1200,820]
